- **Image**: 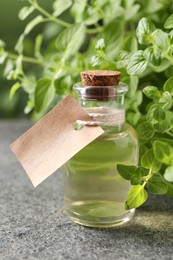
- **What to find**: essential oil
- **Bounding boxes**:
[63,70,139,227]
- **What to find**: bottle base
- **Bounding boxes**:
[65,200,135,228]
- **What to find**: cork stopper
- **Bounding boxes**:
[81,70,121,86]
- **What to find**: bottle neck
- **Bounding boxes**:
[74,83,128,126]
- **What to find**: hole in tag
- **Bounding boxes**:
[73,121,85,131]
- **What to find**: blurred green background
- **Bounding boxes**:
[0,0,53,118]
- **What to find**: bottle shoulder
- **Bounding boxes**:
[101,122,138,139]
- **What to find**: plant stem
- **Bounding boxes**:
[28,0,104,34]
[166,130,173,137]
[8,54,42,65]
[86,27,103,34]
[164,52,173,63]
[28,0,70,28]
[143,168,153,187]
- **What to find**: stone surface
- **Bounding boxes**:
[0,120,173,260]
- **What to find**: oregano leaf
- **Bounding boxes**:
[9,82,21,100]
[141,149,161,173]
[142,86,160,99]
[15,34,25,53]
[24,15,43,35]
[153,141,173,165]
[56,23,85,60]
[130,175,142,185]
[137,121,154,141]
[35,78,55,112]
[35,34,43,58]
[164,165,173,182]
[154,120,169,134]
[136,17,155,44]
[0,52,7,64]
[164,14,173,29]
[166,182,173,197]
[143,46,161,65]
[0,39,5,48]
[153,107,166,121]
[163,76,173,96]
[147,174,168,194]
[127,50,148,75]
[125,185,148,209]
[117,164,137,180]
[152,29,169,50]
[53,0,72,17]
[18,6,35,20]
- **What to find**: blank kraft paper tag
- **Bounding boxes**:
[10,94,104,187]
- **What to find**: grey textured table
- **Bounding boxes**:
[0,120,173,260]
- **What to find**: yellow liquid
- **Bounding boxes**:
[63,124,138,227]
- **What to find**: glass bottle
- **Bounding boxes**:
[63,70,139,227]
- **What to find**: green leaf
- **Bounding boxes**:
[159,91,172,107]
[84,7,101,25]
[0,39,5,48]
[143,86,160,99]
[127,50,148,75]
[153,141,173,165]
[130,175,142,185]
[24,99,34,114]
[139,144,148,162]
[54,76,72,95]
[22,76,36,94]
[164,165,173,182]
[70,0,87,23]
[163,76,173,96]
[135,90,143,106]
[129,75,139,97]
[117,51,131,69]
[35,78,55,112]
[153,137,173,147]
[18,6,35,20]
[24,15,43,35]
[124,3,140,21]
[53,0,72,17]
[9,82,21,100]
[56,23,85,60]
[166,182,173,197]
[35,34,43,58]
[166,111,173,128]
[125,185,148,209]
[136,167,148,177]
[153,107,166,121]
[143,0,162,14]
[164,14,173,29]
[130,167,148,185]
[98,18,124,56]
[154,120,169,134]
[147,104,159,123]
[141,149,161,173]
[152,29,169,50]
[149,59,171,73]
[4,59,14,77]
[143,46,161,65]
[0,52,7,64]
[15,55,23,75]
[117,164,136,180]
[122,35,138,52]
[15,34,25,53]
[95,38,105,50]
[137,122,154,141]
[136,17,155,44]
[147,174,168,194]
